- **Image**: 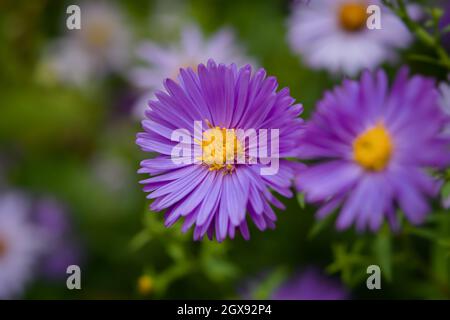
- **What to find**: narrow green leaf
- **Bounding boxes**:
[253,268,287,300]
[308,213,335,239]
[296,192,305,209]
[373,226,393,282]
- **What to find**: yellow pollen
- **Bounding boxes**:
[196,123,244,174]
[172,62,198,80]
[339,2,368,32]
[137,275,153,295]
[353,123,393,171]
[181,62,198,73]
[85,22,112,49]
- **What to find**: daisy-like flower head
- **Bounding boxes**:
[130,24,253,119]
[43,1,131,86]
[287,0,412,76]
[0,193,43,299]
[271,268,348,300]
[297,69,450,231]
[136,60,304,242]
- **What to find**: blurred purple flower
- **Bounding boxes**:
[34,198,70,238]
[41,243,82,280]
[272,268,348,300]
[440,3,450,48]
[136,60,304,242]
[297,69,450,231]
[287,0,412,76]
[130,24,254,120]
[439,79,450,209]
[34,197,82,280]
[439,80,450,121]
[0,192,44,299]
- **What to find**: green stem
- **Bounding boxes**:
[382,0,450,70]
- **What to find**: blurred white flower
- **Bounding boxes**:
[0,192,44,299]
[130,24,255,120]
[439,81,450,116]
[439,79,450,135]
[42,39,96,86]
[287,0,412,76]
[439,79,450,209]
[42,1,131,86]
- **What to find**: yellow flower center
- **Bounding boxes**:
[85,21,113,49]
[0,236,8,259]
[197,122,244,174]
[180,62,199,73]
[171,62,198,79]
[353,123,393,171]
[137,275,153,295]
[339,2,368,32]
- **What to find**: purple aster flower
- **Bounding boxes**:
[136,60,304,242]
[271,268,348,300]
[297,69,450,231]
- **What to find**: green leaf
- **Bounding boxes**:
[430,8,444,21]
[296,192,305,209]
[130,230,152,252]
[167,243,186,262]
[327,241,369,287]
[443,25,450,35]
[441,181,450,200]
[407,54,443,67]
[252,268,287,300]
[406,226,437,241]
[373,226,393,282]
[202,257,239,282]
[308,212,335,239]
